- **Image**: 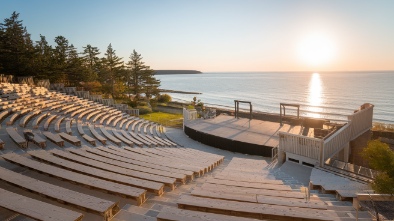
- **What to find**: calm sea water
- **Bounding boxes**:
[156,72,394,124]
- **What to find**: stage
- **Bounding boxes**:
[184,115,303,157]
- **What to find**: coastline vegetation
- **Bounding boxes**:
[372,122,394,132]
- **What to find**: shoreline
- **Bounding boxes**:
[160,89,201,95]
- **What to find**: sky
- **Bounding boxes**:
[1,0,394,72]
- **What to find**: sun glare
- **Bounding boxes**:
[297,32,337,67]
[307,72,323,118]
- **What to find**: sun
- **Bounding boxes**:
[297,32,337,67]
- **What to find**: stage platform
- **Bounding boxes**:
[184,115,303,157]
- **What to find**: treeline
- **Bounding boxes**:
[0,12,160,100]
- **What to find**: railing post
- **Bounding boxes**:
[320,140,324,167]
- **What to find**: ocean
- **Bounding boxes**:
[156,72,394,124]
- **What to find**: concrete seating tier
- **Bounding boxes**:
[44,114,58,130]
[32,112,49,128]
[29,150,165,196]
[92,111,106,123]
[70,147,188,184]
[2,153,147,205]
[54,116,65,132]
[77,108,97,119]
[77,120,85,135]
[58,132,81,146]
[129,131,153,147]
[156,206,262,221]
[0,188,84,221]
[50,149,177,190]
[106,146,204,176]
[89,125,107,145]
[124,147,211,173]
[86,147,195,181]
[0,167,118,221]
[177,194,338,221]
[99,127,121,146]
[130,118,144,132]
[112,129,134,146]
[66,119,73,134]
[43,131,65,147]
[19,109,41,127]
[120,130,143,147]
[82,134,96,146]
[6,127,27,148]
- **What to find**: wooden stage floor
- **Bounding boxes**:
[185,115,303,149]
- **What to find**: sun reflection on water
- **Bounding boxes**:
[307,73,323,118]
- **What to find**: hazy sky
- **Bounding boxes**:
[1,0,394,72]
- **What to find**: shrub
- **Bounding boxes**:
[150,99,158,108]
[137,101,148,106]
[81,81,102,93]
[361,139,394,194]
[138,106,152,115]
[128,100,137,108]
[158,94,172,103]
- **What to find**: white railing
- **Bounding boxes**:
[279,103,374,166]
[279,132,323,162]
[323,103,374,161]
[322,123,351,163]
[348,103,374,140]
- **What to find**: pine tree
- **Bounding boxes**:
[126,50,160,100]
[101,43,124,97]
[52,35,69,83]
[0,11,36,76]
[81,44,100,81]
[34,35,54,79]
[66,44,87,86]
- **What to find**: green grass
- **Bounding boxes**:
[141,112,183,128]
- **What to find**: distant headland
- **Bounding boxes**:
[154,70,202,75]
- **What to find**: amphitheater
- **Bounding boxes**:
[0,82,379,221]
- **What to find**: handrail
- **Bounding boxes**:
[323,103,374,162]
[279,132,323,163]
[279,103,374,166]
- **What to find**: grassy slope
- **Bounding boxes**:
[141,112,183,128]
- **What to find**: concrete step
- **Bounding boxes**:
[111,210,156,221]
[11,217,35,221]
[122,204,150,215]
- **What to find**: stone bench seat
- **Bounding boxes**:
[29,150,165,196]
[70,148,187,184]
[86,147,194,181]
[1,153,147,205]
[6,127,27,148]
[51,149,176,190]
[89,125,107,145]
[99,127,121,146]
[82,134,96,146]
[43,131,64,147]
[0,188,83,221]
[59,132,81,146]
[177,194,340,221]
[0,167,118,221]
